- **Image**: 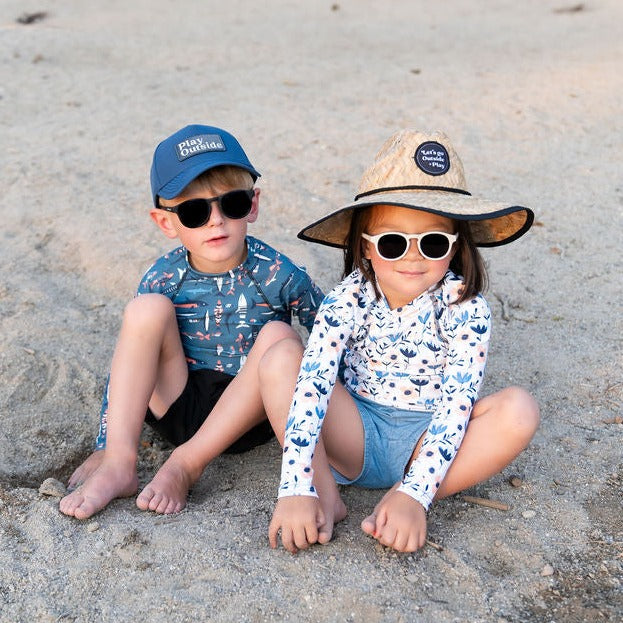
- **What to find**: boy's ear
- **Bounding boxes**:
[150,209,179,239]
[246,188,260,224]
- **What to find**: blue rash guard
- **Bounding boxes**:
[94,235,323,449]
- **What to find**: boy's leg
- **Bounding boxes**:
[67,448,105,491]
[361,386,540,539]
[135,321,299,514]
[60,294,188,519]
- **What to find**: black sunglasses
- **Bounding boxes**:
[157,189,254,228]
[362,231,458,261]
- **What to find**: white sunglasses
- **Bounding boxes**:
[362,231,458,261]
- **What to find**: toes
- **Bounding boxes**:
[60,491,86,517]
[136,487,155,511]
[73,500,96,521]
[137,487,184,515]
[59,492,79,516]
[60,491,97,520]
[360,513,377,535]
[317,527,333,545]
[151,493,168,514]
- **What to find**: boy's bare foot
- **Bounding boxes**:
[59,459,138,520]
[67,449,105,491]
[136,450,198,514]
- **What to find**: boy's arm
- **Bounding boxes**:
[397,295,491,510]
[283,266,325,333]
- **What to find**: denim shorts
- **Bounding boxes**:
[331,392,432,489]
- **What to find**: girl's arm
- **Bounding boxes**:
[397,294,491,510]
[277,278,359,498]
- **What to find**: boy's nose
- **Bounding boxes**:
[206,201,225,225]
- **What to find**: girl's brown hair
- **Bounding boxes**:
[343,206,488,304]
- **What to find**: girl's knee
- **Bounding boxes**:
[497,386,540,441]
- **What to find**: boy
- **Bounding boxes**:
[60,124,323,519]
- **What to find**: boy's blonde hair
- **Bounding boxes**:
[183,165,254,196]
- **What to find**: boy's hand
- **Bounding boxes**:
[361,489,427,552]
[268,495,325,554]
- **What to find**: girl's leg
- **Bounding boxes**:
[360,386,539,550]
[136,321,301,514]
[259,336,365,544]
[435,386,540,498]
[60,294,188,519]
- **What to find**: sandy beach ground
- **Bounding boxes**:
[1,1,621,621]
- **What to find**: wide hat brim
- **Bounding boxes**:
[297,129,534,248]
[298,190,534,248]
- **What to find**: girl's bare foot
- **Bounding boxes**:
[361,483,399,536]
[317,490,348,544]
[59,458,138,520]
[67,449,105,491]
[136,450,199,514]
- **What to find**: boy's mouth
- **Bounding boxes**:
[205,234,228,244]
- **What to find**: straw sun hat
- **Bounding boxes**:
[298,130,533,248]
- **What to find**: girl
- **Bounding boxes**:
[260,130,540,553]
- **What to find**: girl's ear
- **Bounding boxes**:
[150,209,179,239]
[362,238,373,260]
[246,188,260,224]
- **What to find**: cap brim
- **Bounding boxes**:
[156,161,261,203]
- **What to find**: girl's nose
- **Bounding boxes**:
[404,238,424,260]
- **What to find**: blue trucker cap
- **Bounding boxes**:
[150,124,261,206]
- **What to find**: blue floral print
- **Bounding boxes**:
[278,268,491,511]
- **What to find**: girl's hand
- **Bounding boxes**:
[361,489,427,552]
[268,495,326,554]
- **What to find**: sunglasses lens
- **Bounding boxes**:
[177,199,211,228]
[220,190,253,219]
[419,233,451,259]
[377,233,409,260]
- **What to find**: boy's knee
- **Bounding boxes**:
[258,334,304,381]
[254,321,301,349]
[123,293,175,328]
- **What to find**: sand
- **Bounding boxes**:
[1,1,621,621]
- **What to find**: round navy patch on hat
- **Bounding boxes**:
[414,141,450,176]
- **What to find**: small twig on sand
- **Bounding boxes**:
[462,495,510,511]
[425,539,444,551]
[494,293,510,322]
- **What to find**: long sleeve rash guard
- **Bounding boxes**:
[278,268,491,511]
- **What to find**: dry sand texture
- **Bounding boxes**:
[1,1,622,621]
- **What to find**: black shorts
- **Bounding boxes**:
[144,368,274,454]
